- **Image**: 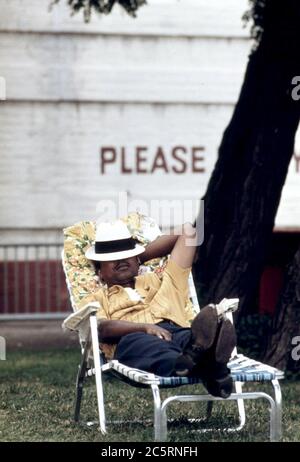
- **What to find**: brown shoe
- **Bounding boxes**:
[174,305,219,376]
[191,304,219,352]
[194,319,236,397]
[215,318,236,364]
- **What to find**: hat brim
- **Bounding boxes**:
[85,243,145,262]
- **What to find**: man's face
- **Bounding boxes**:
[98,256,140,287]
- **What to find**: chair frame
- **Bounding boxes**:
[73,313,283,442]
[63,252,283,441]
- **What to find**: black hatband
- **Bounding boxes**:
[95,237,136,254]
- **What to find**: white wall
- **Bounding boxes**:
[0,0,297,243]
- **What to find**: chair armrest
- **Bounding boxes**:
[215,298,239,318]
[62,302,100,332]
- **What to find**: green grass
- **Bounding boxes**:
[0,349,299,442]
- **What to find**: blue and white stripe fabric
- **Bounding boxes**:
[86,355,284,387]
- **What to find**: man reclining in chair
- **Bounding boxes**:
[85,219,237,398]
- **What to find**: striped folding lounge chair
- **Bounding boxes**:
[62,212,284,442]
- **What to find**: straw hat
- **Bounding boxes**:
[85,220,145,262]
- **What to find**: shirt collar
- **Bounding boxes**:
[107,285,123,296]
[106,274,148,296]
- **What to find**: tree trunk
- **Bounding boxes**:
[194,0,300,322]
[263,245,300,371]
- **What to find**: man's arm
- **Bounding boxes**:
[140,222,197,268]
[139,234,177,263]
[139,223,192,263]
[170,222,197,269]
[98,319,172,343]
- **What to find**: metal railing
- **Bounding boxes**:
[0,244,72,320]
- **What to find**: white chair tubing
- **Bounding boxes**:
[90,314,107,434]
[156,389,282,442]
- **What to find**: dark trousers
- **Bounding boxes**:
[114,321,192,376]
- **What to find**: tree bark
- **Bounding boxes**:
[194,0,300,322]
[263,245,300,371]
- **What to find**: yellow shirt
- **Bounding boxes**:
[89,258,194,359]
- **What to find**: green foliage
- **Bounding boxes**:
[50,0,268,32]
[50,0,147,21]
[237,314,300,379]
[236,314,272,360]
[242,0,268,44]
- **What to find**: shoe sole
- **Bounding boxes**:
[190,315,236,398]
[191,305,219,351]
[215,319,237,364]
[175,305,219,376]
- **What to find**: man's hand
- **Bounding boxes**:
[143,324,172,341]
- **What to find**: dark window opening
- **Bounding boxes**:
[258,231,300,316]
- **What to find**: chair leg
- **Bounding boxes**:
[151,385,165,442]
[74,366,85,422]
[271,379,282,441]
[90,314,107,434]
[205,382,246,431]
[234,381,246,430]
[206,401,213,420]
[74,341,90,422]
